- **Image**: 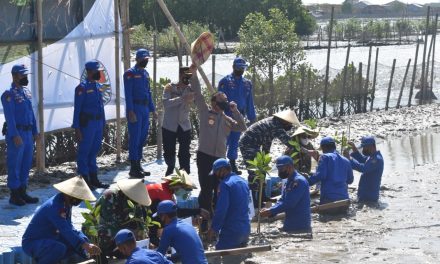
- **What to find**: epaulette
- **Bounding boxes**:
[75,85,85,96]
[124,70,135,79]
[1,90,12,102]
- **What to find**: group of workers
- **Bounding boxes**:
[2,48,384,263]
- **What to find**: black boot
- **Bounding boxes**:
[129,160,144,179]
[20,186,39,204]
[90,172,109,189]
[82,175,96,191]
[230,160,242,175]
[9,188,26,206]
[138,160,151,176]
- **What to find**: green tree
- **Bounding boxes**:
[341,0,352,15]
[237,8,303,114]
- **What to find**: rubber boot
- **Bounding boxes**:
[20,186,39,204]
[90,172,109,189]
[138,160,151,176]
[230,160,242,175]
[9,188,26,206]
[129,160,144,179]
[82,175,96,191]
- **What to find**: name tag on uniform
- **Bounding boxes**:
[86,89,94,93]
[134,75,142,78]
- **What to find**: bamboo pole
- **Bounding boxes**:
[363,45,373,112]
[173,37,182,67]
[424,26,435,93]
[429,14,438,102]
[114,0,122,162]
[396,59,411,108]
[339,45,351,116]
[121,0,131,71]
[350,62,355,115]
[408,42,420,107]
[370,48,379,111]
[385,59,396,111]
[300,67,306,119]
[298,67,304,120]
[420,7,430,104]
[156,0,214,93]
[36,0,45,172]
[322,6,334,118]
[153,35,162,160]
[289,64,294,108]
[357,62,363,113]
[212,55,216,88]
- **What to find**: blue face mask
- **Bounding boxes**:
[175,188,191,200]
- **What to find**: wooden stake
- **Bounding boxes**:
[114,0,122,162]
[120,0,131,71]
[212,54,216,88]
[153,35,162,160]
[408,42,420,107]
[396,59,411,108]
[429,14,438,101]
[370,48,379,111]
[420,6,430,104]
[36,0,45,172]
[357,62,363,113]
[385,59,396,111]
[322,6,334,117]
[363,45,373,112]
[339,44,351,116]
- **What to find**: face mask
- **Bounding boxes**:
[182,77,190,85]
[137,60,148,68]
[362,148,370,156]
[92,71,101,81]
[283,124,293,131]
[217,101,229,111]
[300,138,310,146]
[278,169,290,179]
[233,69,244,76]
[175,188,191,200]
[19,76,29,86]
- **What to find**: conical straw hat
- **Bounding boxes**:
[191,32,214,66]
[273,109,300,125]
[162,169,197,190]
[292,126,319,138]
[117,179,151,206]
[53,176,96,201]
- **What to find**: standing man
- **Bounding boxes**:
[346,136,384,203]
[124,48,157,178]
[208,158,251,250]
[162,66,194,176]
[308,137,354,208]
[218,57,256,174]
[156,200,208,264]
[72,60,108,190]
[1,64,39,206]
[260,156,311,233]
[22,176,101,263]
[191,65,247,222]
[114,229,171,264]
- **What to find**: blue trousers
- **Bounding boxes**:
[226,131,241,160]
[216,231,249,250]
[77,120,103,176]
[128,108,149,161]
[6,130,33,190]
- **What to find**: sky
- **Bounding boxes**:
[302,0,439,5]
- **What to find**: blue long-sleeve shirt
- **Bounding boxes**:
[218,74,256,121]
[123,66,155,114]
[211,172,251,236]
[1,83,38,137]
[127,247,171,264]
[270,172,311,232]
[157,218,207,264]
[71,80,105,129]
[22,193,87,250]
[350,151,384,202]
[309,151,354,203]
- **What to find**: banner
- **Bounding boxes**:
[0,0,123,140]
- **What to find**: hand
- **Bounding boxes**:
[183,92,195,103]
[199,208,210,220]
[348,142,358,153]
[308,149,320,161]
[343,148,351,159]
[259,208,272,218]
[229,101,238,113]
[128,110,137,123]
[189,64,198,73]
[152,111,158,120]
[207,229,217,242]
[82,242,101,256]
[75,129,82,143]
[13,136,23,147]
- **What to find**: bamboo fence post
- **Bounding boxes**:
[420,7,430,104]
[114,0,122,162]
[339,45,351,116]
[211,55,216,88]
[357,62,363,113]
[36,0,45,172]
[322,6,334,117]
[424,27,434,92]
[363,45,373,112]
[408,42,420,107]
[385,59,396,111]
[396,59,411,108]
[370,48,379,111]
[350,62,355,115]
[429,14,438,102]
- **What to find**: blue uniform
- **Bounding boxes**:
[124,66,155,161]
[22,193,89,263]
[72,80,105,177]
[309,151,354,203]
[157,218,207,264]
[350,151,384,202]
[270,172,311,232]
[212,172,251,250]
[218,74,256,160]
[1,83,38,190]
[126,247,171,264]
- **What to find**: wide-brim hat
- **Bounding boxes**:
[162,170,197,190]
[117,179,152,206]
[292,126,319,138]
[53,176,96,201]
[273,109,300,125]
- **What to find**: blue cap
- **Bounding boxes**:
[276,155,294,168]
[85,60,103,71]
[233,57,248,69]
[11,64,29,75]
[136,48,150,59]
[114,229,135,246]
[153,200,177,217]
[320,136,335,146]
[360,136,376,147]
[210,158,231,175]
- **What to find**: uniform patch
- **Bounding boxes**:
[86,89,94,93]
[208,116,215,126]
[6,95,11,102]
[134,75,142,78]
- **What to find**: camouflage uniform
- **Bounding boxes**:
[284,138,315,174]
